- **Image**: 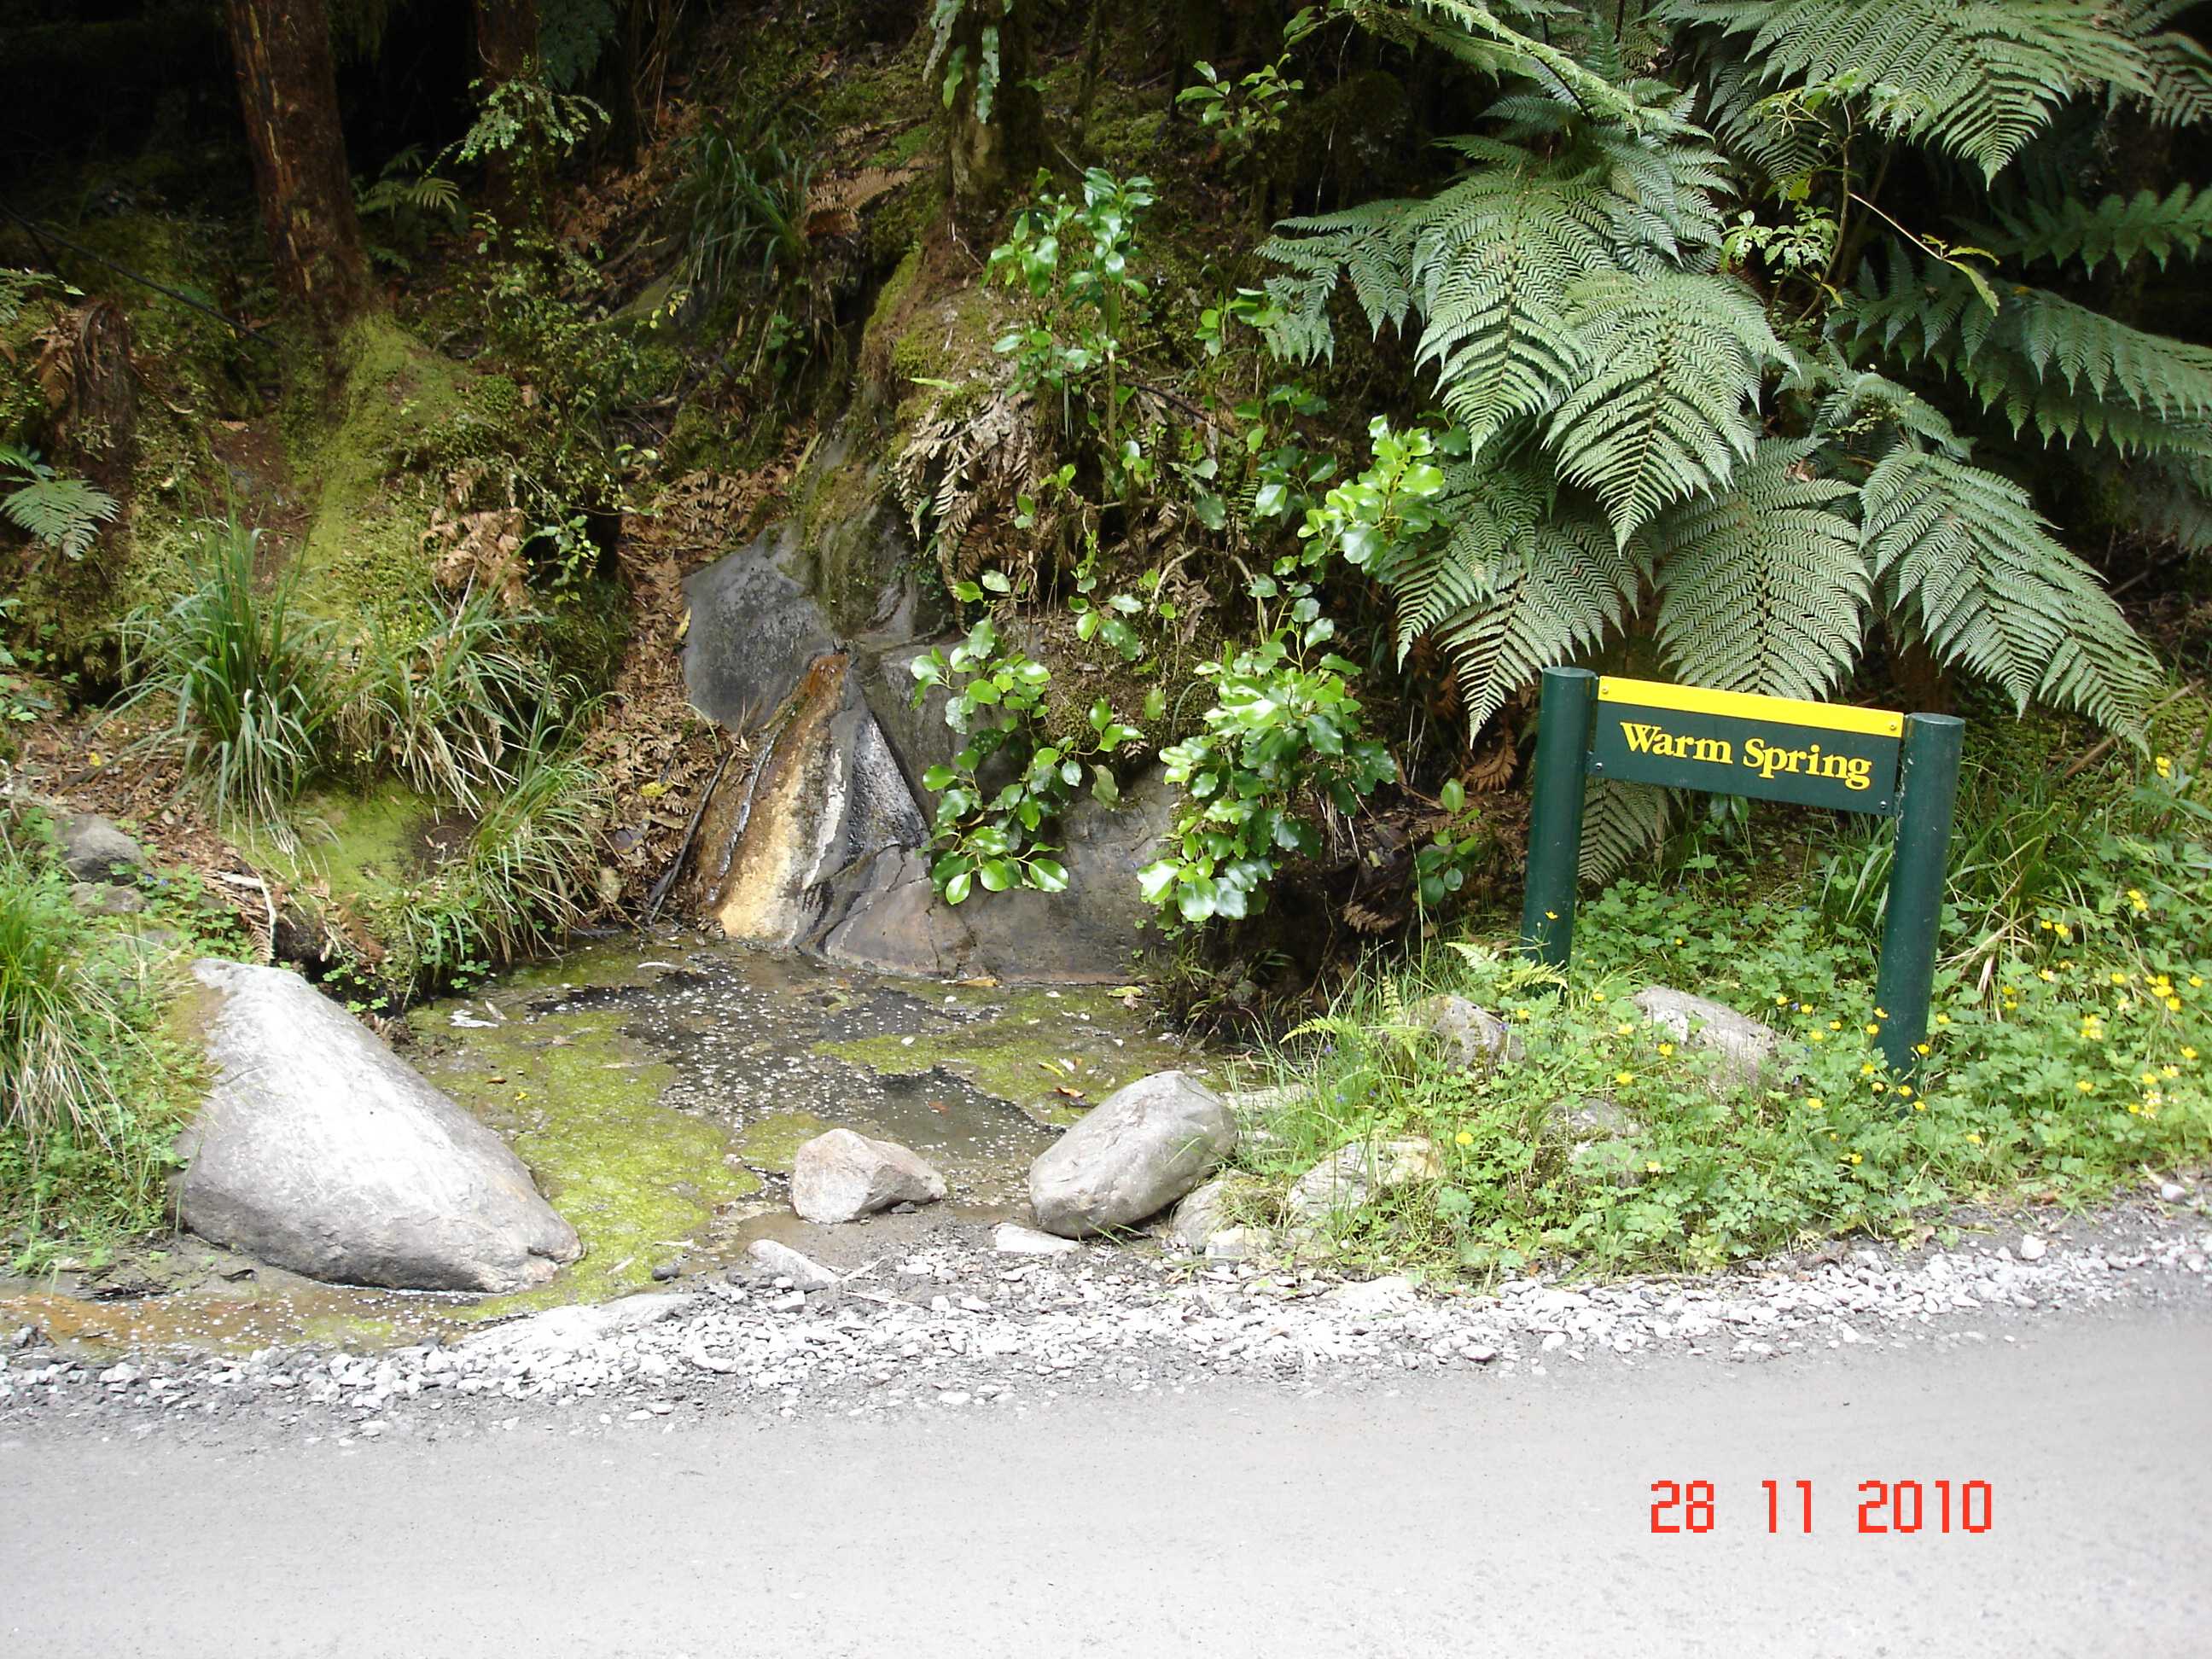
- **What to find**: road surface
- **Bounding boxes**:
[4,1305,2206,1657]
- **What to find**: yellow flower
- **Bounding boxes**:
[2076,1079,2096,1093]
[1657,1042,1676,1057]
[2038,969,2057,982]
[2191,975,2204,989]
[1592,991,1607,1003]
[1810,1030,1827,1043]
[2140,1071,2161,1087]
[1615,1022,1635,1036]
[1871,1080,1887,1093]
[1865,1022,1882,1035]
[1966,1132,1982,1144]
[2110,972,2129,986]
[1912,1100,1927,1112]
[2155,754,2173,777]
[1545,910,1559,920]
[1773,993,1788,1005]
[1614,1071,1635,1086]
[1860,1062,1877,1076]
[1806,1096,1825,1110]
[2167,997,2183,1012]
[1897,1084,1913,1098]
[2055,925,2073,944]
[1828,1020,1843,1031]
[1454,1130,1474,1146]
[1936,1013,1951,1026]
[1915,1042,1931,1056]
[2183,1046,2200,1062]
[2163,1066,2180,1080]
[1848,1152,1863,1165]
[1875,1007,1889,1019]
[1644,1160,1662,1173]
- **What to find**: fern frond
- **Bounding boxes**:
[1974,184,2212,275]
[1651,438,1867,700]
[1351,0,1643,117]
[1415,474,1641,731]
[1545,270,1779,544]
[1659,0,2157,178]
[1578,777,1677,883]
[1838,247,2212,456]
[1808,364,1971,458]
[1862,450,2161,733]
[0,447,120,562]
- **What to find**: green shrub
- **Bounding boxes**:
[116,518,340,830]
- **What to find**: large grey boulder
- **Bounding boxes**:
[1028,1071,1236,1237]
[789,1128,946,1223]
[55,811,145,883]
[1630,986,1789,1092]
[176,961,579,1292]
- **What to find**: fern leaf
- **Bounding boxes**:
[1974,184,2212,275]
[1659,0,2157,177]
[1412,473,1642,731]
[0,451,119,562]
[1545,270,1779,545]
[1838,247,2212,456]
[1651,438,1867,701]
[1577,777,1677,883]
[1861,450,2161,734]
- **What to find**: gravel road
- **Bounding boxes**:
[4,1297,2208,1657]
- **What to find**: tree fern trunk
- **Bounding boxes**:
[473,0,541,220]
[220,0,372,349]
[947,0,1041,232]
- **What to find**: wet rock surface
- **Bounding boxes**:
[177,961,581,1293]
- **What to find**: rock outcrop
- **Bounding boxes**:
[789,1128,947,1224]
[55,811,144,883]
[175,960,579,1292]
[1028,1071,1235,1237]
[1285,1138,1444,1243]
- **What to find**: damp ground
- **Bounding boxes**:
[0,929,1212,1359]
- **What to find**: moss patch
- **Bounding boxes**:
[235,781,443,910]
[410,1005,761,1318]
[816,985,1208,1127]
[733,1109,833,1173]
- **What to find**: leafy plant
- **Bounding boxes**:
[0,824,127,1155]
[1139,625,1395,926]
[1179,9,1318,223]
[988,169,1155,480]
[1,444,119,562]
[928,0,1017,123]
[355,145,464,271]
[909,603,1144,903]
[114,518,339,830]
[1258,1,2201,822]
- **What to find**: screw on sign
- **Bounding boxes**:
[1520,667,1963,1080]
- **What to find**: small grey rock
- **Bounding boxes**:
[746,1238,840,1289]
[1414,994,1522,1075]
[992,1222,1080,1256]
[55,811,145,883]
[2158,1180,2188,1203]
[1028,1071,1236,1238]
[69,882,146,916]
[790,1129,946,1225]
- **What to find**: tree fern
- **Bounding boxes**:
[1838,248,2212,456]
[1368,457,1640,727]
[1975,184,2212,276]
[1650,438,1867,700]
[1861,449,2162,733]
[1578,777,1676,883]
[1545,270,1781,544]
[1659,0,2159,177]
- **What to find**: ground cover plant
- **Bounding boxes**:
[1232,722,2211,1277]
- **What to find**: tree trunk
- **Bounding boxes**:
[473,0,541,218]
[946,0,1041,231]
[220,0,370,347]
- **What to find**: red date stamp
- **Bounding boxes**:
[1650,1479,1993,1534]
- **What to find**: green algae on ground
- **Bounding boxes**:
[410,1000,760,1318]
[234,781,444,908]
[815,986,1208,1127]
[732,1109,834,1173]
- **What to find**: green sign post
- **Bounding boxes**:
[1520,667,1963,1077]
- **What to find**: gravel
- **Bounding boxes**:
[5,1197,2206,1446]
